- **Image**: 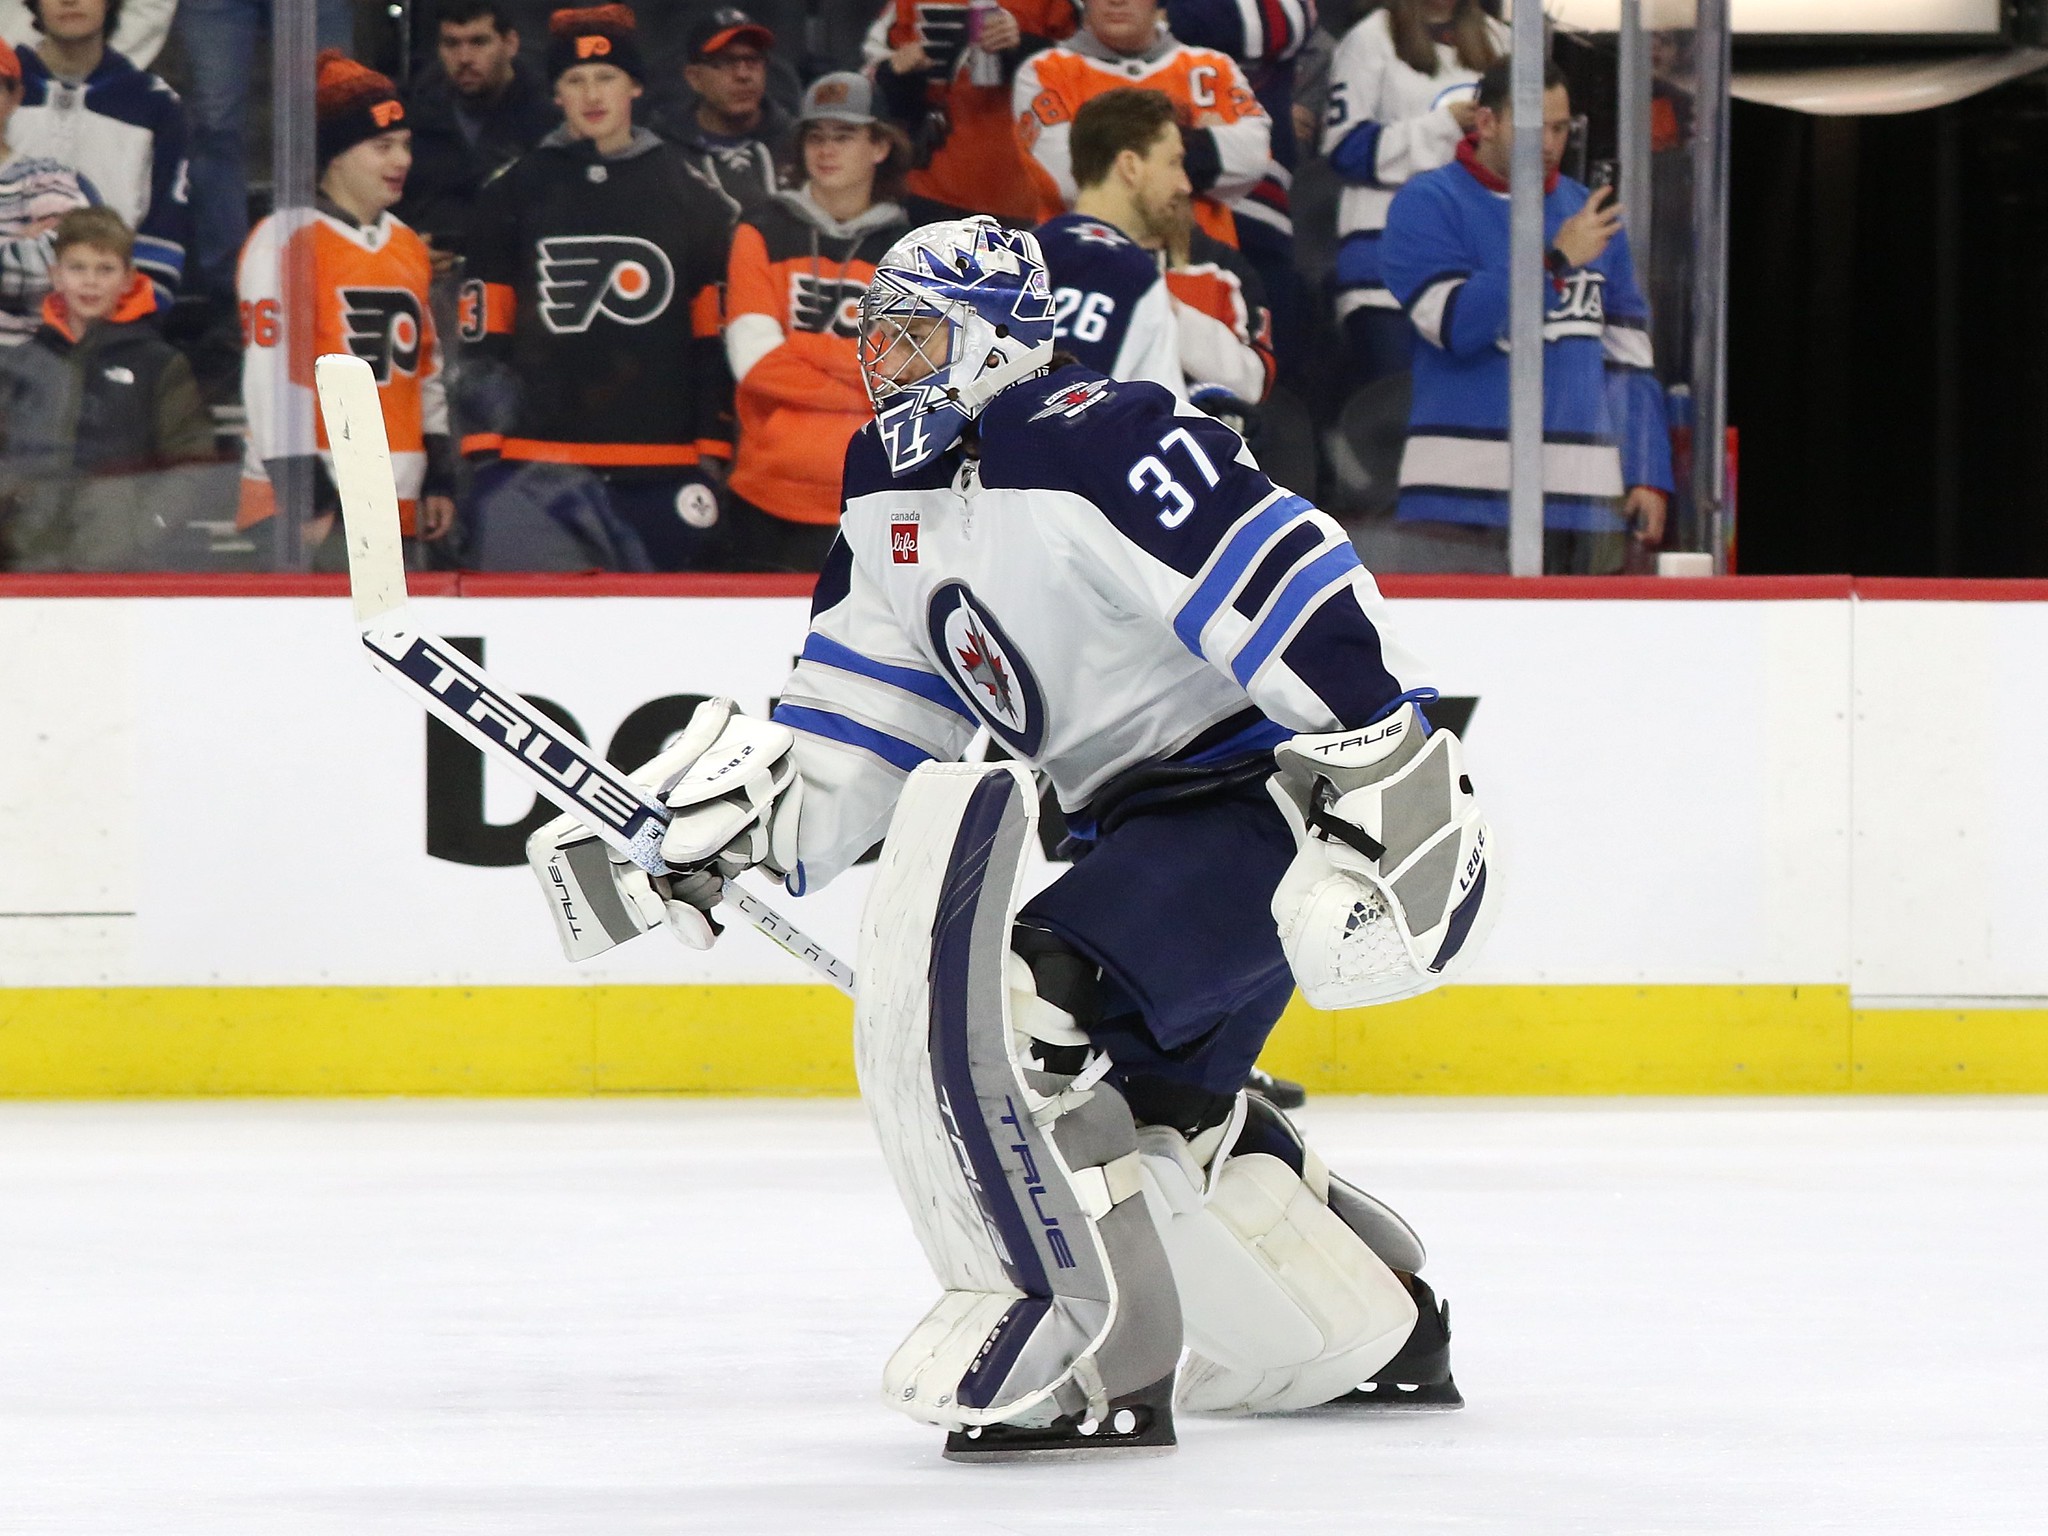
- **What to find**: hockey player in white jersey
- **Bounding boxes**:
[527,216,1497,1460]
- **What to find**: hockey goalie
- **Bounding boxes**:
[526,216,1499,1461]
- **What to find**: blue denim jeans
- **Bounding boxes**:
[178,0,353,300]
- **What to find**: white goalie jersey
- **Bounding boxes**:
[768,366,1433,890]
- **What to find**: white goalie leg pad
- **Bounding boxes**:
[855,762,1181,1431]
[1139,1095,1417,1415]
[1269,703,1499,1009]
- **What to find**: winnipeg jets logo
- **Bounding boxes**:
[340,287,423,381]
[537,236,675,334]
[1030,377,1111,421]
[1070,220,1127,247]
[1550,268,1605,321]
[927,582,1044,754]
[1544,268,1606,337]
[954,619,1013,717]
[791,272,867,338]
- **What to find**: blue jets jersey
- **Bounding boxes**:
[1379,153,1673,532]
[769,366,1433,889]
[1034,213,1183,397]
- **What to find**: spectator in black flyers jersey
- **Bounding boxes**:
[654,6,792,213]
[457,4,738,572]
[398,0,560,270]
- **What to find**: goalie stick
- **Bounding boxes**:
[311,352,856,995]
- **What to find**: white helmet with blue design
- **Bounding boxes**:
[857,216,1058,475]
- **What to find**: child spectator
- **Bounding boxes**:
[11,0,189,303]
[0,205,215,570]
[457,5,735,572]
[237,50,455,565]
[0,35,95,345]
[723,72,910,571]
[0,0,174,69]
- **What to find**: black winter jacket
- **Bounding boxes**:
[651,96,794,214]
[0,274,221,569]
[396,58,561,252]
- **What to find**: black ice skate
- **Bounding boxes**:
[942,1374,1177,1463]
[1246,1067,1307,1109]
[1325,1275,1464,1410]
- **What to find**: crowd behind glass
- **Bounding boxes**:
[0,0,1683,576]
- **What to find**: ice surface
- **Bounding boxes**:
[0,1098,2043,1535]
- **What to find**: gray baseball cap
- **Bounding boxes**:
[798,71,880,126]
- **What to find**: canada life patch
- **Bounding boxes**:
[926,581,1044,756]
[890,513,918,564]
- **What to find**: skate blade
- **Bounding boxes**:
[1318,1377,1465,1412]
[943,1439,1178,1464]
[942,1396,1177,1463]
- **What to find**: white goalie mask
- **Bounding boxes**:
[857,217,1058,474]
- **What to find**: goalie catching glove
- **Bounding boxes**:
[525,698,804,960]
[1267,702,1497,1008]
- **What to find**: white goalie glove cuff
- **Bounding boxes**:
[1268,702,1498,1009]
[656,702,803,880]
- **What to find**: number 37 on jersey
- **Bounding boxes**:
[1128,426,1222,529]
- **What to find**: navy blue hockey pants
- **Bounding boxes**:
[1019,777,1299,1122]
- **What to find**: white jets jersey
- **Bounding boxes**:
[1320,8,1507,316]
[770,367,1432,890]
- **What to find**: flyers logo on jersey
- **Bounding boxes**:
[340,287,424,381]
[537,237,675,334]
[790,273,867,338]
[911,2,968,69]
